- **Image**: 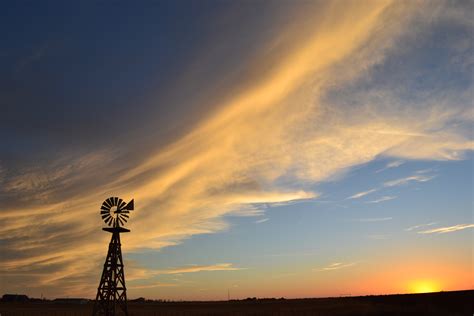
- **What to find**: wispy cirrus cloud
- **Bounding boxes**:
[255,218,269,224]
[383,174,436,187]
[347,188,377,200]
[157,263,244,275]
[414,169,434,175]
[366,196,397,204]
[129,282,178,290]
[376,160,404,173]
[349,171,436,202]
[418,224,474,234]
[405,222,437,231]
[348,170,436,200]
[126,263,244,283]
[316,262,357,272]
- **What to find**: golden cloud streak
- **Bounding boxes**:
[418,224,474,234]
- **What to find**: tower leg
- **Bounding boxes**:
[92,231,129,316]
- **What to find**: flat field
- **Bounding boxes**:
[1,290,472,316]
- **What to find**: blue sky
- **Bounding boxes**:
[126,155,472,299]
[0,0,472,299]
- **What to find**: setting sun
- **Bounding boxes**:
[409,280,441,294]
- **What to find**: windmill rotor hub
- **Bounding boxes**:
[110,206,118,216]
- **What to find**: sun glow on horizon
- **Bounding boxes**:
[408,280,442,294]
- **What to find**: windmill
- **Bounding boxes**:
[92,197,134,316]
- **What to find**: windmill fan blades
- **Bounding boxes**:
[102,199,111,208]
[118,200,126,210]
[99,197,132,227]
[117,199,134,213]
[118,217,125,226]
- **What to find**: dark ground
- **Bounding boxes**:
[1,290,472,316]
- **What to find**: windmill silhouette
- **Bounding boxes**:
[92,197,134,316]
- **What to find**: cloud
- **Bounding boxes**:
[129,282,178,290]
[348,170,436,202]
[366,196,397,204]
[376,160,405,173]
[255,218,269,224]
[1,0,473,297]
[347,188,377,200]
[125,263,244,285]
[414,169,434,174]
[418,224,474,234]
[387,161,404,169]
[316,262,357,272]
[157,263,244,275]
[405,222,437,231]
[227,206,265,217]
[383,174,436,187]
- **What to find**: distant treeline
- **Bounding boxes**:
[1,294,288,304]
[1,294,88,304]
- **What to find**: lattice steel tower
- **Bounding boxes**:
[93,197,134,316]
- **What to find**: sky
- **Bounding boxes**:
[0,0,473,300]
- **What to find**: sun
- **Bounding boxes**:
[409,280,441,294]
